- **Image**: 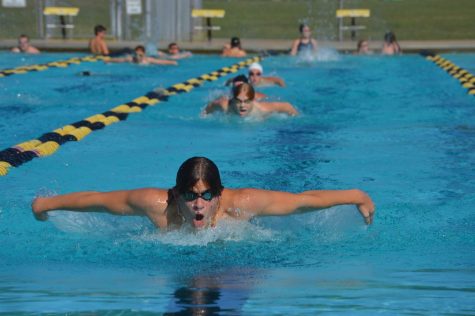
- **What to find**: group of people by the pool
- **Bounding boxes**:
[14,24,376,231]
[12,24,402,57]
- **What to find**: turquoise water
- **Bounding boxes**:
[1,52,474,314]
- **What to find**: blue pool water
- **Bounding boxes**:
[1,51,474,314]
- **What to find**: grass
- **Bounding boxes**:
[0,0,474,41]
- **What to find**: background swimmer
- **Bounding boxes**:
[32,157,375,230]
[355,39,372,55]
[382,31,402,55]
[106,45,177,65]
[222,37,247,57]
[11,34,40,54]
[248,62,285,87]
[203,83,297,118]
[290,24,318,56]
[89,25,109,55]
[158,42,192,59]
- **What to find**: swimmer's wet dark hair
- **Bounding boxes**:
[94,25,107,35]
[232,83,255,101]
[174,157,224,196]
[135,45,146,53]
[299,24,309,33]
[384,31,397,43]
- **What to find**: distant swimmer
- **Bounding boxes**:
[248,62,285,87]
[222,37,247,58]
[106,45,177,65]
[158,42,192,59]
[290,24,318,56]
[355,39,373,55]
[382,31,402,55]
[89,25,109,55]
[32,156,375,230]
[203,83,297,118]
[11,34,40,54]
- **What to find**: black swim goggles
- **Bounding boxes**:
[183,190,214,202]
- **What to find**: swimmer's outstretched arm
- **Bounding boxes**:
[266,77,286,87]
[232,188,375,224]
[105,56,132,63]
[148,58,178,65]
[32,189,168,223]
[260,101,298,116]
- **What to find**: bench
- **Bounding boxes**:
[336,9,370,41]
[43,7,79,39]
[191,9,225,42]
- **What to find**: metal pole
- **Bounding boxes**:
[110,0,117,39]
[36,0,44,38]
[117,0,123,40]
[145,0,152,40]
[339,0,344,41]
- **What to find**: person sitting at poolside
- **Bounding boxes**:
[248,62,285,87]
[11,34,40,54]
[290,24,318,56]
[222,37,247,58]
[89,25,110,55]
[157,42,192,59]
[382,31,402,55]
[32,156,375,230]
[355,39,373,55]
[203,83,297,118]
[106,45,177,65]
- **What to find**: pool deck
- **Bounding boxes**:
[1,38,475,54]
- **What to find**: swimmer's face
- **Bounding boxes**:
[178,179,220,230]
[248,70,261,85]
[229,91,254,117]
[301,26,311,38]
[19,37,29,49]
[169,45,179,55]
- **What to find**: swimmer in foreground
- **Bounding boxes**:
[11,34,40,54]
[290,24,318,56]
[106,45,177,65]
[203,83,297,117]
[248,62,285,87]
[32,157,375,230]
[89,25,109,55]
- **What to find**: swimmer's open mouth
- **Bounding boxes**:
[195,213,204,221]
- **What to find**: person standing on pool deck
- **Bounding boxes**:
[290,24,318,56]
[89,25,110,55]
[32,157,375,230]
[203,83,297,117]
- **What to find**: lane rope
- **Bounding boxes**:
[0,55,110,78]
[0,56,261,176]
[421,51,475,96]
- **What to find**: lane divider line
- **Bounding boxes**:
[0,56,261,176]
[421,51,475,96]
[0,55,110,78]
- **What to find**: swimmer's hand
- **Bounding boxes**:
[356,191,375,225]
[32,197,48,221]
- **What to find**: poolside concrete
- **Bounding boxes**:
[1,38,475,54]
